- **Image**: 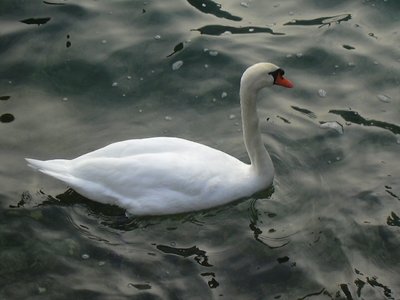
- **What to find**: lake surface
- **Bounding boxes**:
[1,0,399,299]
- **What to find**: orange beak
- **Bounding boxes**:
[275,73,294,88]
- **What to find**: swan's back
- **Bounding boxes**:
[76,137,209,160]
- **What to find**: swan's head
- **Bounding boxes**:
[241,62,294,92]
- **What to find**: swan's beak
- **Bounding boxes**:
[275,73,294,88]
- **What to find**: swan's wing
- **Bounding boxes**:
[75,137,209,160]
[66,151,250,215]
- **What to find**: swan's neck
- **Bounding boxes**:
[240,85,274,178]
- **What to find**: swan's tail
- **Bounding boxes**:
[25,158,73,183]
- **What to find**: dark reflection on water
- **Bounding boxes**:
[248,195,292,250]
[284,14,352,28]
[330,109,400,135]
[387,212,400,226]
[66,34,71,48]
[166,42,184,57]
[342,44,355,50]
[291,105,317,119]
[156,244,212,267]
[187,0,242,21]
[386,188,400,201]
[43,1,66,6]
[192,25,284,36]
[20,17,51,26]
[128,283,152,290]
[0,113,15,123]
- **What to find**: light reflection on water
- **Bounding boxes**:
[1,0,400,299]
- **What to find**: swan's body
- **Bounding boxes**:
[26,62,293,216]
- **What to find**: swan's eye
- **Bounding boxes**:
[269,68,285,83]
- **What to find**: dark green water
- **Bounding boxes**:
[1,0,399,299]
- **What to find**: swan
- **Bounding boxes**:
[26,62,293,216]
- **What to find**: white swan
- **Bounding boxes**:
[26,62,293,216]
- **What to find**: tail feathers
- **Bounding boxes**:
[25,158,74,183]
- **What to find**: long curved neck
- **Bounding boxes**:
[240,84,274,177]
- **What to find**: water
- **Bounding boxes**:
[1,0,399,299]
